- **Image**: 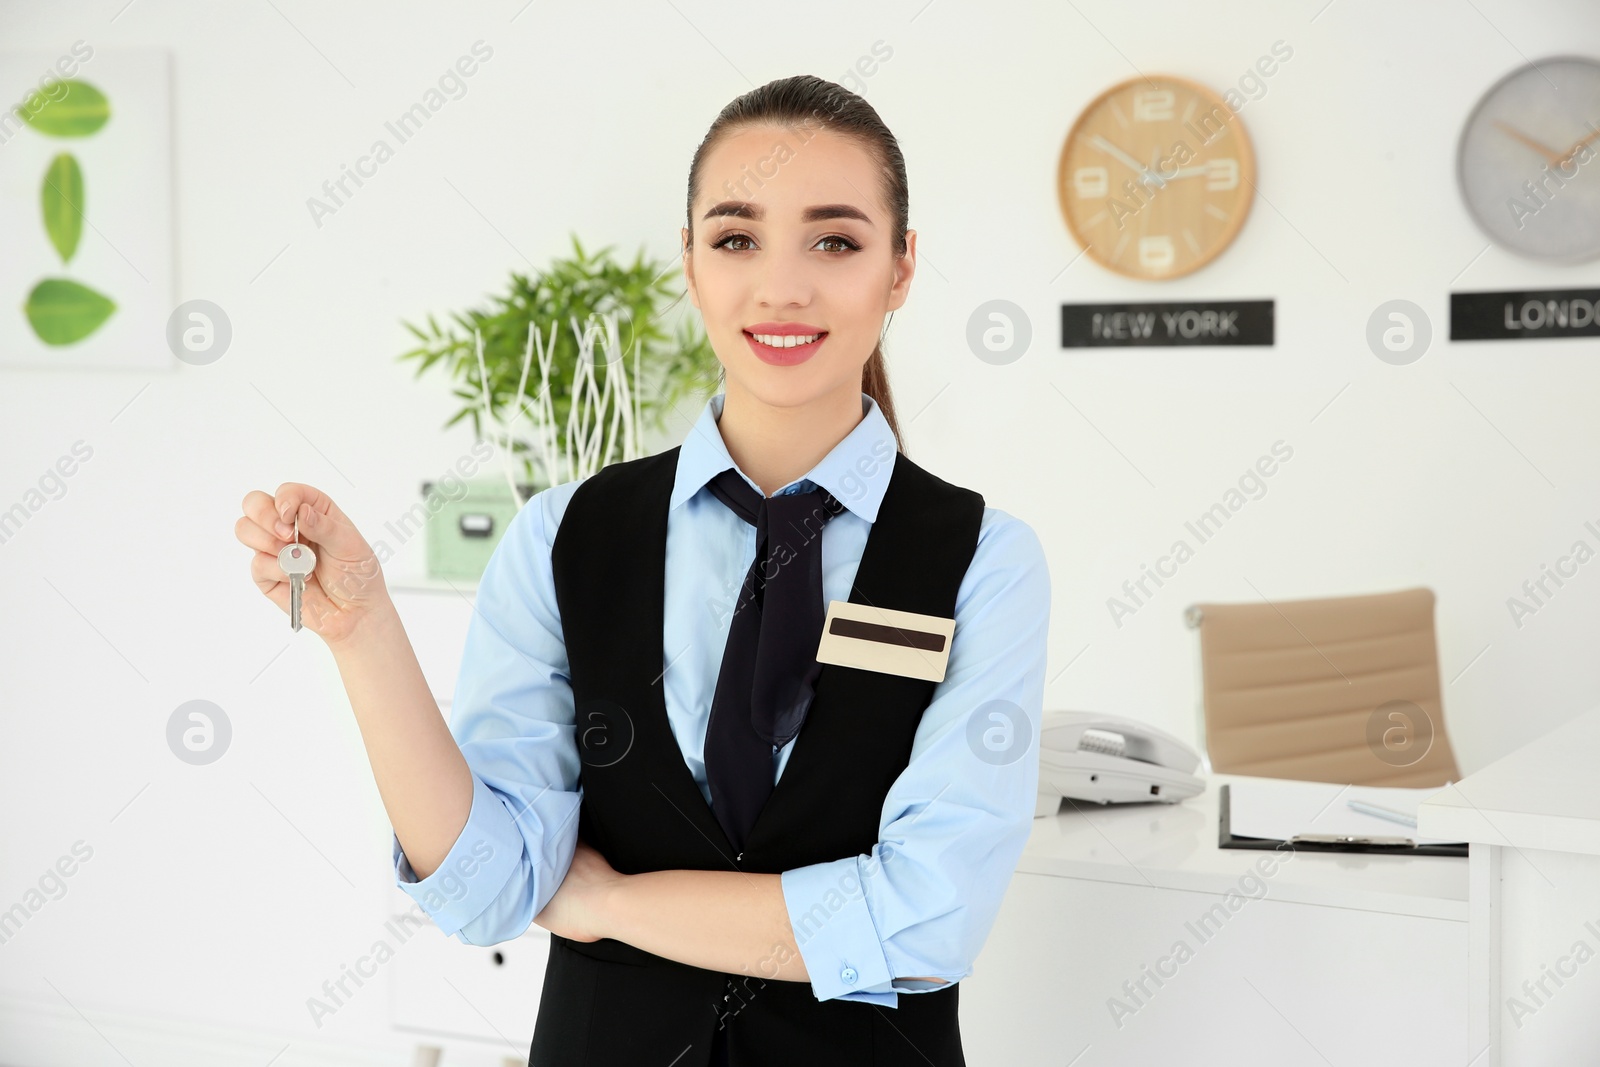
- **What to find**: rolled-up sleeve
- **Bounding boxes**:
[780,508,1051,1005]
[393,479,589,946]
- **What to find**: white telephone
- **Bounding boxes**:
[1035,710,1206,817]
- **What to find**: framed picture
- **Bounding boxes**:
[0,45,174,370]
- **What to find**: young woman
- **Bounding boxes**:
[238,74,1050,1067]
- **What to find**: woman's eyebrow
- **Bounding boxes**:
[702,201,874,226]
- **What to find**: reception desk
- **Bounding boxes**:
[962,772,1471,1066]
[1419,703,1600,1067]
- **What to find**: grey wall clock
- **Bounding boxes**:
[1457,55,1600,263]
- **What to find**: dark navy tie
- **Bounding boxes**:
[702,467,845,854]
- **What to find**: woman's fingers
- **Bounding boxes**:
[240,489,289,543]
[234,511,281,555]
[242,484,388,644]
[240,485,372,560]
[270,481,373,561]
[249,550,291,605]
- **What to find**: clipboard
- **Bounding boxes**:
[1218,783,1468,857]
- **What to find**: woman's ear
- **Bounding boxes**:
[887,228,916,313]
[681,226,700,310]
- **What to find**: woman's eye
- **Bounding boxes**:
[709,233,860,254]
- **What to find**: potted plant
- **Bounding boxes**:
[399,233,721,498]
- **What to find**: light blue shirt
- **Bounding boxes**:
[394,390,1052,1006]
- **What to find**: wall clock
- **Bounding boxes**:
[1457,55,1600,263]
[1057,74,1256,280]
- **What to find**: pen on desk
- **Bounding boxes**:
[1346,799,1418,828]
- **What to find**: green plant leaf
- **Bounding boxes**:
[24,277,116,345]
[41,153,84,263]
[20,79,110,137]
[397,230,722,482]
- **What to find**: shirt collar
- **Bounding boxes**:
[669,390,897,522]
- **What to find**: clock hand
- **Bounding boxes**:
[1145,147,1212,182]
[1493,120,1565,164]
[1143,146,1169,189]
[1090,134,1165,188]
[1145,143,1203,181]
[1558,121,1600,165]
[1149,149,1203,188]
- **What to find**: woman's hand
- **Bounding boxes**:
[534,838,626,943]
[237,483,391,647]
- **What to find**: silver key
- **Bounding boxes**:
[277,517,316,632]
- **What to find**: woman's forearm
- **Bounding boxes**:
[602,869,946,987]
[606,869,807,981]
[328,599,473,882]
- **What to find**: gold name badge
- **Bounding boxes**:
[814,600,956,683]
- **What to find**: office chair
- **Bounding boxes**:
[1183,586,1460,787]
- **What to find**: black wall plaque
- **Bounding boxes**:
[1061,299,1274,347]
[1451,288,1600,341]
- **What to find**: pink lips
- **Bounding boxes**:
[744,324,827,367]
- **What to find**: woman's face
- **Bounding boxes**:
[682,123,915,408]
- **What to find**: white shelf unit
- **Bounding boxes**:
[386,585,551,1067]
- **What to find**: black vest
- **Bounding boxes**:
[530,443,985,1067]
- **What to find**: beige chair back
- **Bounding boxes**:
[1185,586,1460,786]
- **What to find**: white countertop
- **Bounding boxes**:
[1417,703,1600,856]
[1022,772,1468,920]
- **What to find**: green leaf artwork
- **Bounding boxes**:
[24,278,117,346]
[20,78,115,348]
[20,79,110,137]
[41,153,84,263]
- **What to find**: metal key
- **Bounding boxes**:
[277,517,316,632]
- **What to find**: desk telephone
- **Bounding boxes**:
[1035,710,1206,817]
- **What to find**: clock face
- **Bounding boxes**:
[1057,75,1256,280]
[1457,55,1600,263]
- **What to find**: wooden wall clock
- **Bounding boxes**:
[1057,75,1256,280]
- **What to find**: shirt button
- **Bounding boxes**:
[840,966,858,984]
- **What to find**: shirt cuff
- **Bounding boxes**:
[781,855,898,1005]
[393,772,523,937]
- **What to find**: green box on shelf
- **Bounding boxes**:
[422,478,537,582]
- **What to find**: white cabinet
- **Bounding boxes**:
[389,920,550,1059]
[389,582,479,706]
[385,584,550,1067]
[962,773,1471,1065]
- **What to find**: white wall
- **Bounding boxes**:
[2,0,1597,1061]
